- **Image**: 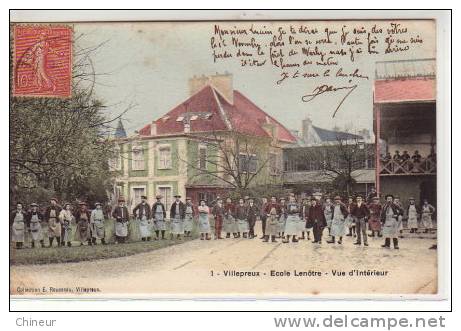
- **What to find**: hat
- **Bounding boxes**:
[409,197,415,201]
[186,197,192,200]
[141,195,147,200]
[310,197,317,201]
[95,202,102,206]
[216,196,222,201]
[174,194,181,198]
[156,194,162,199]
[63,202,71,207]
[50,197,58,202]
[118,197,125,202]
[30,202,38,207]
[244,195,249,200]
[356,195,364,199]
[334,195,342,200]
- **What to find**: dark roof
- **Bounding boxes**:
[312,126,361,142]
[114,119,127,138]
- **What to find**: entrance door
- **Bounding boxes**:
[420,178,437,206]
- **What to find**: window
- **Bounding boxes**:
[109,147,122,171]
[158,145,172,169]
[238,153,257,173]
[158,186,172,210]
[131,145,145,170]
[198,144,207,170]
[132,187,146,206]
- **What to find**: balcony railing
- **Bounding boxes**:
[380,158,436,176]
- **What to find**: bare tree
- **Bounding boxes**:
[178,128,275,193]
[292,135,373,195]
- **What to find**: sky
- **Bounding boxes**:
[75,20,436,136]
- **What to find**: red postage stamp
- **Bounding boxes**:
[13,25,72,98]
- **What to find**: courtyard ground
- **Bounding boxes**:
[10,225,437,298]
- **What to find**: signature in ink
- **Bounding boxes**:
[301,83,358,117]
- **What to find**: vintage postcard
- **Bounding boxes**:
[9,10,450,307]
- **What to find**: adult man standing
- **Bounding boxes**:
[75,202,92,246]
[406,197,420,233]
[323,196,333,235]
[393,196,404,236]
[352,195,370,246]
[211,197,225,239]
[247,198,259,239]
[278,197,287,239]
[133,195,152,241]
[27,203,45,248]
[346,196,356,237]
[263,196,280,242]
[223,197,236,238]
[368,196,382,237]
[183,197,195,237]
[308,197,327,244]
[259,197,268,239]
[152,194,167,240]
[235,198,249,238]
[381,194,403,249]
[59,203,74,247]
[45,198,62,247]
[283,194,301,243]
[90,202,106,245]
[112,198,129,244]
[300,197,311,240]
[170,194,185,240]
[11,202,27,249]
[421,199,436,233]
[327,196,349,244]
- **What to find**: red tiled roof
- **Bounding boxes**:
[139,85,297,143]
[374,78,435,103]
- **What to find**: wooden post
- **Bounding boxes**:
[375,104,381,197]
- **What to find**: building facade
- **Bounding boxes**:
[373,58,436,210]
[283,118,376,197]
[111,73,297,210]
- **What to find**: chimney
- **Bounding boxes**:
[302,117,312,143]
[358,129,370,140]
[262,116,278,143]
[188,72,234,104]
[150,121,157,136]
